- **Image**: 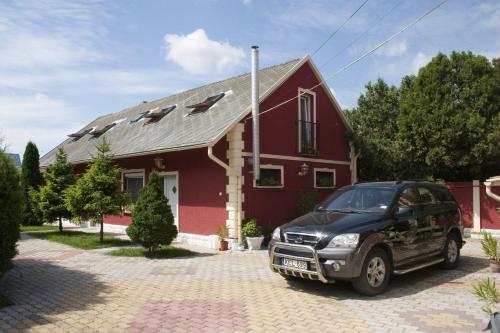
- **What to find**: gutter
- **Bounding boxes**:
[207,146,243,245]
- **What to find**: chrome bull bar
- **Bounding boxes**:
[269,242,330,283]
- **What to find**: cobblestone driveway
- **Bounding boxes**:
[0,234,493,333]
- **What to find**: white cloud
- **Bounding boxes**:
[243,0,252,5]
[164,29,246,76]
[379,39,408,57]
[0,93,83,154]
[411,52,432,74]
[476,2,500,29]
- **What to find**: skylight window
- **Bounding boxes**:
[68,128,92,141]
[187,93,225,115]
[144,105,176,123]
[130,111,150,123]
[90,123,116,137]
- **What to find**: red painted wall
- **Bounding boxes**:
[242,61,352,232]
[75,140,229,235]
[447,181,500,229]
[481,185,500,230]
[447,182,473,228]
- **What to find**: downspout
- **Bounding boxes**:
[207,146,242,245]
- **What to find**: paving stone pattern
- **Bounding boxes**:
[0,234,494,332]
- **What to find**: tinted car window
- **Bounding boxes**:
[431,185,455,203]
[318,186,396,213]
[397,187,418,208]
[417,187,436,204]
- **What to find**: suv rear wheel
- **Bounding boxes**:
[352,248,390,296]
[441,233,460,269]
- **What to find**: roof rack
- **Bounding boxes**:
[187,92,225,115]
[144,105,176,123]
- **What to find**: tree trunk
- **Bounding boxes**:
[99,216,104,243]
[58,216,63,233]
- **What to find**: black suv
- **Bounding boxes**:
[269,181,464,296]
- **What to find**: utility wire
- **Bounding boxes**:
[320,0,406,69]
[245,0,449,122]
[311,0,370,56]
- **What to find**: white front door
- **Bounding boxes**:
[163,174,179,227]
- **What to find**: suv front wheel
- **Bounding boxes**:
[441,233,460,269]
[352,248,391,296]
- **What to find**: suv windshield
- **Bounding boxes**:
[317,186,397,213]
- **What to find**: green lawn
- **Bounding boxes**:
[21,225,59,232]
[108,246,197,258]
[28,231,132,250]
[0,295,12,309]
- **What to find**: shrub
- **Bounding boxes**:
[481,232,500,262]
[0,151,22,276]
[127,171,178,252]
[296,191,318,216]
[473,277,500,315]
[242,219,262,238]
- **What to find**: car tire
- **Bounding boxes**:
[352,248,391,296]
[441,233,460,269]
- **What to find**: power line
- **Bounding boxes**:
[311,0,370,56]
[320,0,406,69]
[246,0,449,122]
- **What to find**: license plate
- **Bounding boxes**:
[282,258,307,270]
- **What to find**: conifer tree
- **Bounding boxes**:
[21,141,43,225]
[127,171,178,253]
[38,148,75,232]
[65,137,129,242]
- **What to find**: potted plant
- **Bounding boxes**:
[242,219,264,250]
[218,224,229,251]
[481,231,500,273]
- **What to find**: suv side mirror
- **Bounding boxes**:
[396,206,413,217]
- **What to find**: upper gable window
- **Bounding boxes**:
[298,89,318,156]
[187,93,225,115]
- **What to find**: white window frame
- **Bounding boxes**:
[297,88,317,154]
[254,164,284,189]
[314,168,336,189]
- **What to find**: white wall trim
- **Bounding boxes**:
[254,164,284,188]
[103,223,128,235]
[178,232,219,250]
[242,151,350,165]
[314,168,336,189]
[473,180,481,232]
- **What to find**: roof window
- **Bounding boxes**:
[90,123,116,137]
[130,111,150,123]
[68,128,92,141]
[144,105,176,123]
[187,93,225,115]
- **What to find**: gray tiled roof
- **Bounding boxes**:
[40,59,302,167]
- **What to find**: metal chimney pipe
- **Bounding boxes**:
[251,46,260,182]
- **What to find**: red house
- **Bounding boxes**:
[40,55,356,249]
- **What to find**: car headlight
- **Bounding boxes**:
[327,233,359,248]
[272,227,281,240]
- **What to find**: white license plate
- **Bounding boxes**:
[282,258,307,270]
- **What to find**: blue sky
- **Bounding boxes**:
[0,0,499,155]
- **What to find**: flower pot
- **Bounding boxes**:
[490,260,500,273]
[219,240,228,251]
[246,236,264,250]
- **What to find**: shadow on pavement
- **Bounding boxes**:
[0,258,108,331]
[282,254,489,300]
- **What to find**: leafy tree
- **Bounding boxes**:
[398,51,500,180]
[38,148,75,232]
[127,171,178,252]
[65,137,129,242]
[21,141,43,225]
[0,150,22,276]
[345,79,403,181]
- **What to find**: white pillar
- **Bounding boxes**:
[473,180,481,232]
